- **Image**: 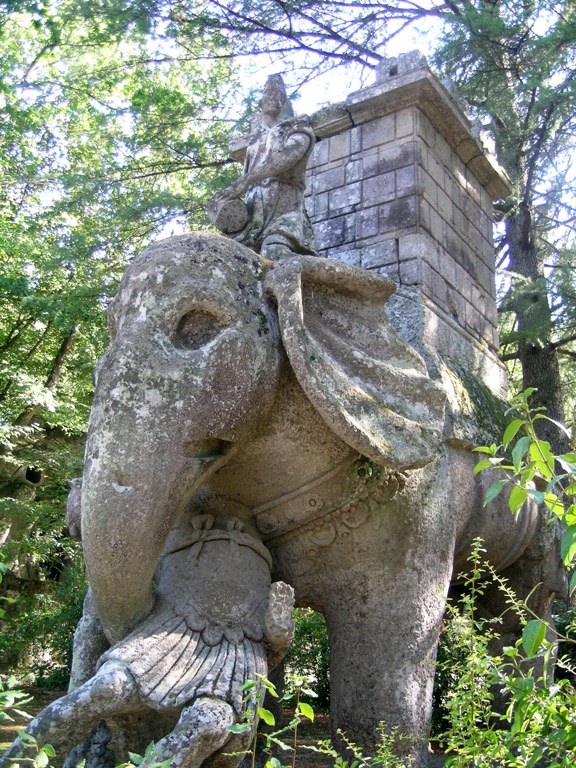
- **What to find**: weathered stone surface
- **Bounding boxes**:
[3,231,566,768]
[305,56,507,362]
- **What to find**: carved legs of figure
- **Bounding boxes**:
[260,235,295,262]
[0,662,140,766]
[138,698,236,768]
[1,669,243,768]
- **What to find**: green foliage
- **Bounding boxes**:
[442,395,576,764]
[0,0,249,682]
[284,608,330,709]
[0,0,242,455]
[227,673,316,768]
[474,388,576,578]
[0,558,86,685]
[232,674,413,768]
[0,674,32,727]
[307,727,414,768]
[552,601,576,681]
[437,543,576,766]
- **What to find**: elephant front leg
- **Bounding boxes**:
[321,566,452,768]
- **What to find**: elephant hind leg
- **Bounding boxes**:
[140,697,236,768]
[0,662,140,767]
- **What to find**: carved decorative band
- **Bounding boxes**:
[255,457,406,542]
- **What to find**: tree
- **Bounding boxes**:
[0,0,244,674]
[431,0,576,453]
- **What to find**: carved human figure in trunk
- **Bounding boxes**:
[2,495,294,768]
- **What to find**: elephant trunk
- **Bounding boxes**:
[80,366,232,644]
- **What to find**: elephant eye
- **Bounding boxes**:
[173,308,227,350]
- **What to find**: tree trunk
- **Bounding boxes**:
[13,325,80,428]
[506,204,569,454]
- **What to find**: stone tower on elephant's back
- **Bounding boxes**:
[304,52,510,396]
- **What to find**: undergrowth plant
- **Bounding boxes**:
[474,387,576,586]
[437,389,576,766]
[229,673,317,768]
[229,673,413,768]
[438,542,576,766]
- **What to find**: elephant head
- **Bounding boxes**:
[82,234,283,642]
[82,233,446,644]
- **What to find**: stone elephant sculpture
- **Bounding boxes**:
[2,232,565,768]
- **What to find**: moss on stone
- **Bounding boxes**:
[445,360,510,448]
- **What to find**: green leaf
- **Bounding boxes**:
[557,456,576,475]
[34,751,49,768]
[12,709,32,719]
[268,737,292,751]
[42,745,56,758]
[526,488,544,505]
[512,436,531,470]
[474,459,494,475]
[298,702,315,721]
[543,493,564,518]
[522,620,546,657]
[569,571,576,597]
[529,440,554,478]
[508,485,528,514]
[473,444,497,455]
[257,707,276,726]
[565,505,576,526]
[483,479,508,506]
[143,742,157,758]
[228,723,251,734]
[473,457,504,475]
[503,419,525,448]
[533,460,553,481]
[560,526,576,565]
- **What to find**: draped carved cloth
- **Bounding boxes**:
[99,517,271,714]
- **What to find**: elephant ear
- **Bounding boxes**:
[265,256,446,469]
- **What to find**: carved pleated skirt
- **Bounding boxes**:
[99,603,267,714]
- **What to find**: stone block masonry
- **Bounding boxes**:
[303,53,510,390]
